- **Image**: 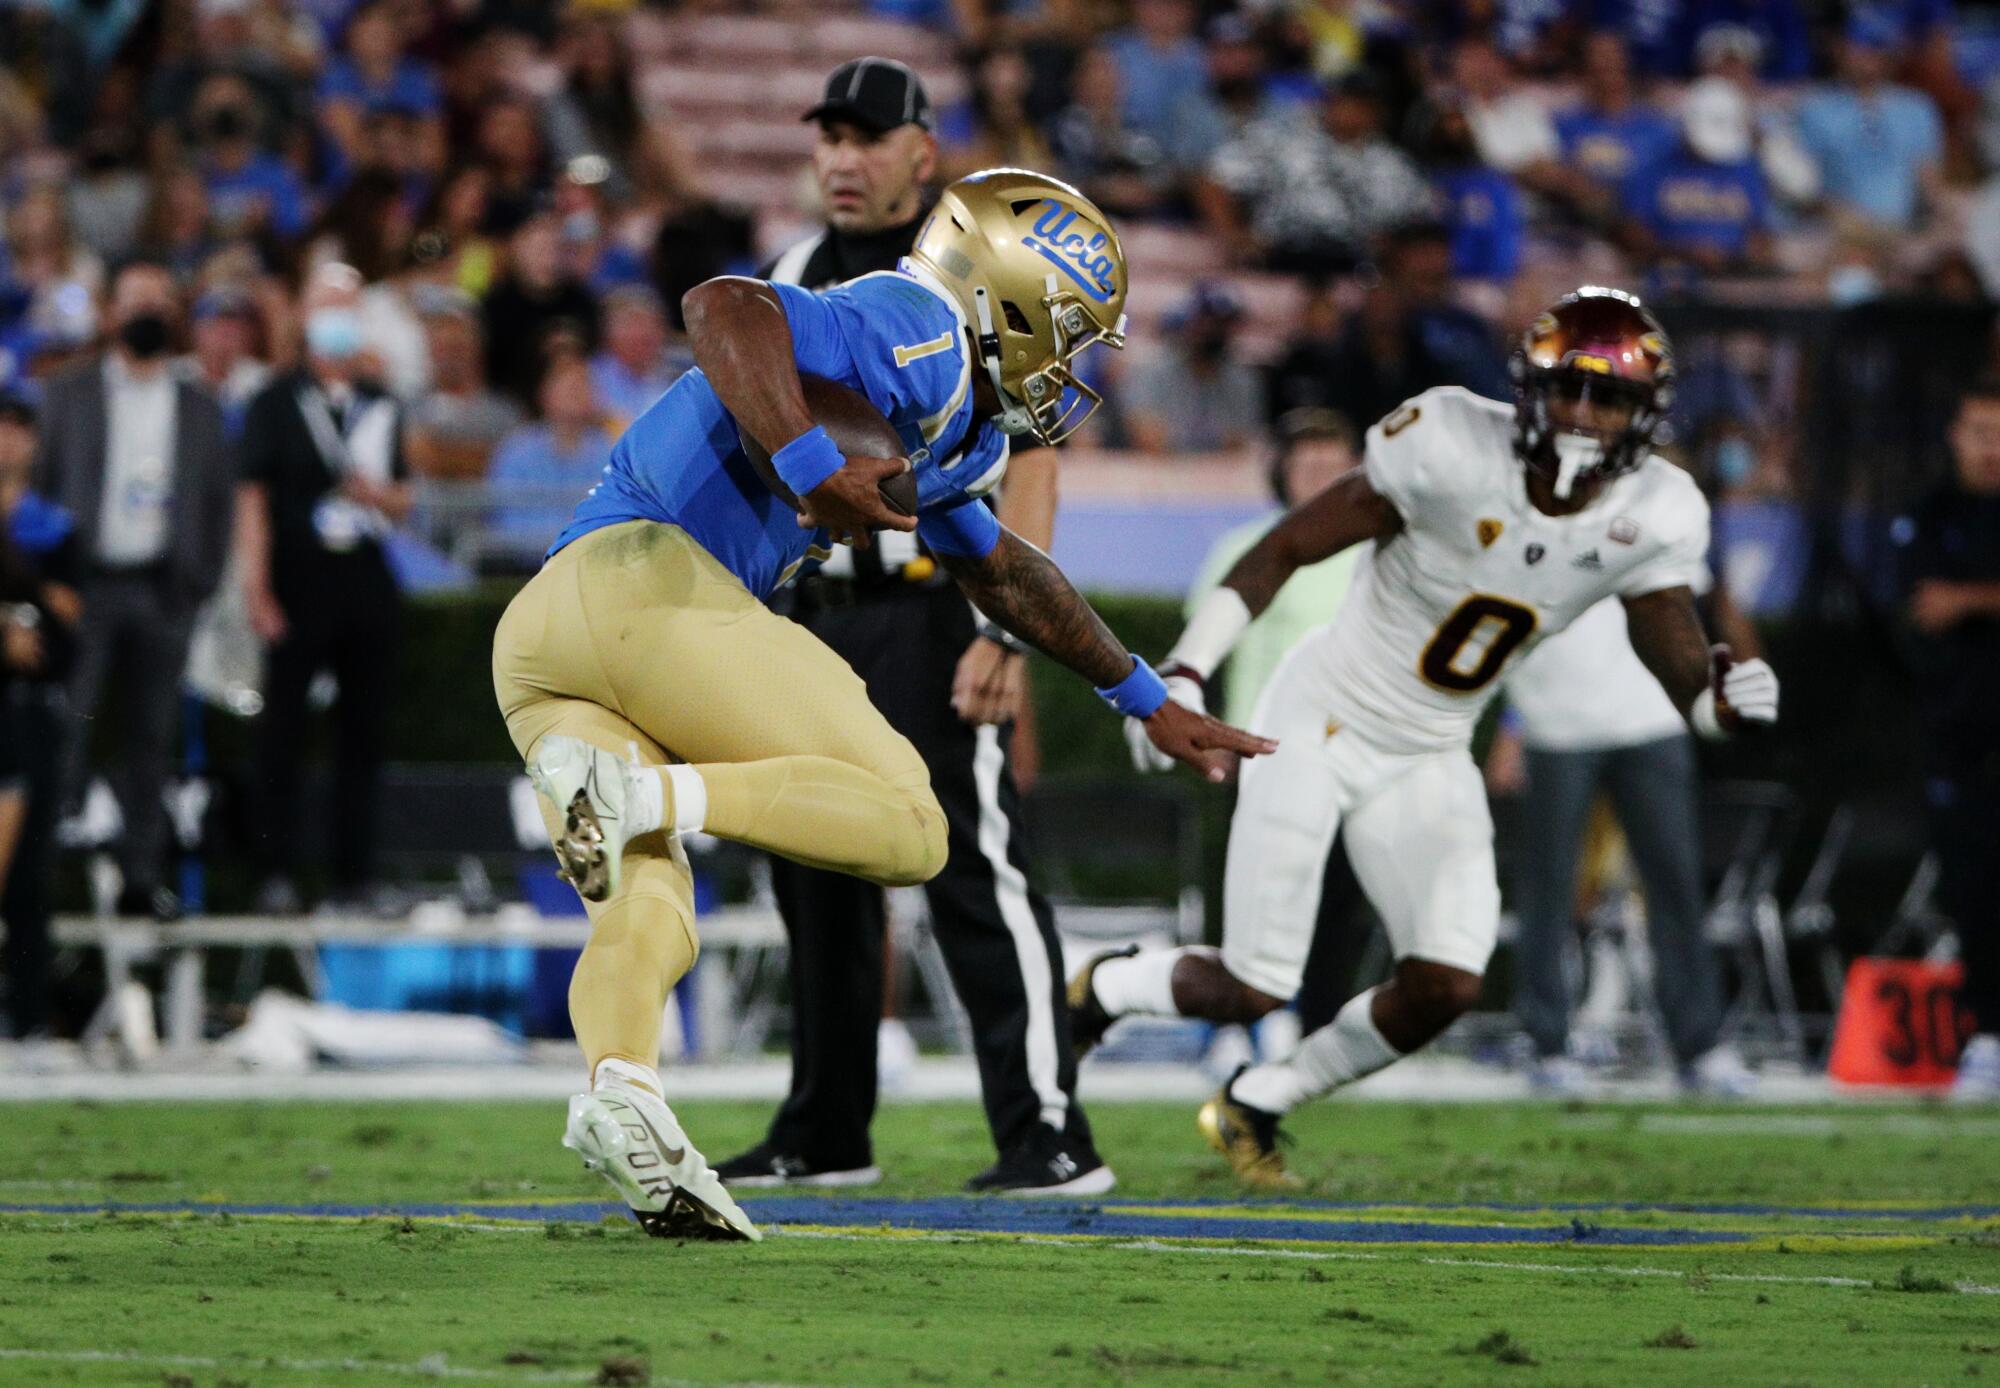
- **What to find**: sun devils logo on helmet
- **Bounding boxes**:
[1509,286,1674,502]
[908,169,1129,447]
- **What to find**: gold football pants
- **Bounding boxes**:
[492,521,947,1074]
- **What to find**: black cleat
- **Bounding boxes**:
[715,1142,882,1188]
[1065,944,1139,1062]
[966,1126,1115,1197]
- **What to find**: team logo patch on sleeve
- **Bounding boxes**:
[1477,519,1504,549]
[1609,517,1640,545]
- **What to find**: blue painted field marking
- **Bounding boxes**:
[0,1195,1984,1250]
[0,1198,1770,1247]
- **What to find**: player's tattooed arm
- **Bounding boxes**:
[1623,585,1713,716]
[940,527,1134,687]
[943,528,1280,777]
[1220,467,1404,615]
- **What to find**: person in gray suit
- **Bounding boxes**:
[33,260,233,919]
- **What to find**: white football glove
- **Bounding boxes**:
[1124,670,1206,773]
[1692,646,1779,740]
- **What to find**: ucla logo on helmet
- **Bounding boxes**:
[1022,200,1118,304]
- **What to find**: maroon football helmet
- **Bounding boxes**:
[1510,286,1675,497]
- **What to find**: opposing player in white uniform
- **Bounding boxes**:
[1068,288,1781,1186]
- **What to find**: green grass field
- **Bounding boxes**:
[2,1097,1998,1387]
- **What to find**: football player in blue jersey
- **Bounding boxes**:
[492,168,1275,1240]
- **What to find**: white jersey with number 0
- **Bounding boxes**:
[1283,385,1710,754]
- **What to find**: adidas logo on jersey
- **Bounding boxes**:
[1571,548,1604,570]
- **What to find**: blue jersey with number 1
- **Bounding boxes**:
[549,266,1008,598]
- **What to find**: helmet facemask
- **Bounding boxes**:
[1520,369,1666,501]
[972,276,1127,446]
[1509,287,1675,503]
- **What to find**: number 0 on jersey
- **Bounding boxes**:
[1419,594,1539,693]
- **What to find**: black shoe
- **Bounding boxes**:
[116,885,181,923]
[966,1126,1115,1197]
[1065,944,1138,1062]
[714,1142,883,1188]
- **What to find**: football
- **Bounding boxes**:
[740,375,919,519]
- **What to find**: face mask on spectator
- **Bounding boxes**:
[206,105,252,144]
[1713,436,1755,487]
[118,312,171,360]
[1827,265,1879,306]
[306,308,364,360]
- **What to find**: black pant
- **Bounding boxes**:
[1,684,62,1036]
[61,569,194,894]
[763,581,1093,1167]
[255,550,400,889]
[1931,768,2000,1035]
[1512,736,1720,1064]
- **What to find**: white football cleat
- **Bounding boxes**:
[1680,1045,1758,1099]
[1525,1053,1593,1098]
[563,1085,761,1242]
[529,735,647,902]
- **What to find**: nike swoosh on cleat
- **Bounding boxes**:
[629,1105,686,1165]
[583,762,619,822]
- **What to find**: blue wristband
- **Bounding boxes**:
[771,425,844,497]
[1095,656,1170,719]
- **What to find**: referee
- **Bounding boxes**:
[715,58,1110,1194]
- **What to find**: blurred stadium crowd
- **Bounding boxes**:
[2,0,1996,475]
[1,0,1998,1067]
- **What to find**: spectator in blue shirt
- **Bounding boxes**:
[553,163,647,297]
[1546,31,1679,224]
[1421,102,1525,284]
[1795,17,1945,233]
[589,287,689,436]
[195,80,309,241]
[1102,0,1218,166]
[1621,76,1773,270]
[489,353,614,554]
[318,2,445,184]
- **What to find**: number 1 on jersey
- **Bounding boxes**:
[1419,594,1539,692]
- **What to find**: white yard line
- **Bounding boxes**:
[1558,1112,2000,1138]
[765,1227,2000,1295]
[0,1348,818,1387]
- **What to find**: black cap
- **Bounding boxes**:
[803,57,934,135]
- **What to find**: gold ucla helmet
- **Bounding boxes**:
[908,168,1128,446]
